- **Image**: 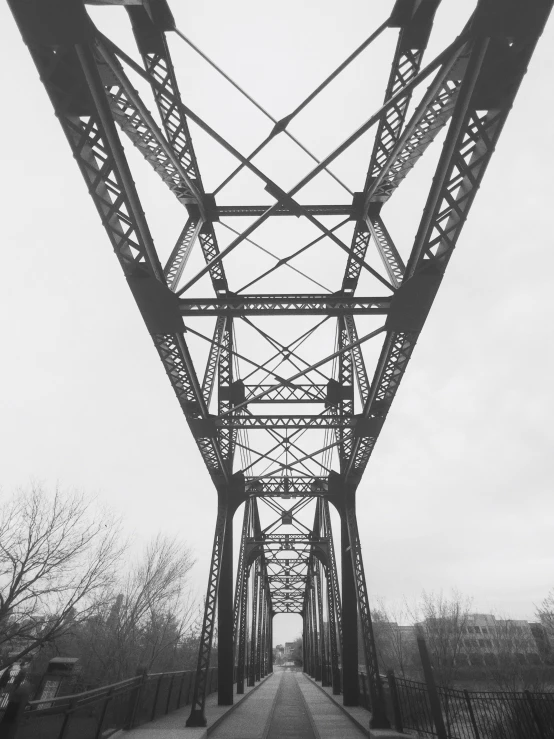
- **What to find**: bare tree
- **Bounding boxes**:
[536,590,554,651]
[408,590,471,688]
[372,599,416,677]
[290,636,303,666]
[0,484,123,670]
[76,534,197,684]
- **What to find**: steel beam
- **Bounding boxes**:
[187,500,227,726]
[180,296,390,316]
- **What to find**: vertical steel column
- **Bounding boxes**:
[267,599,275,675]
[255,564,264,681]
[323,500,342,694]
[341,512,359,706]
[187,500,228,726]
[236,561,249,693]
[216,319,235,706]
[322,559,330,685]
[235,500,250,694]
[316,558,328,685]
[260,572,267,677]
[302,606,309,673]
[308,592,315,677]
[304,586,313,676]
[345,503,390,728]
[248,558,260,686]
[218,503,234,705]
[310,565,321,681]
[325,562,341,694]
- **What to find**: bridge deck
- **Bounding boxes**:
[212,669,365,739]
[120,668,383,739]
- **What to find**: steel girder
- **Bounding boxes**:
[179,295,390,316]
[8,0,552,729]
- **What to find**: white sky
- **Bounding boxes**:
[1,0,553,647]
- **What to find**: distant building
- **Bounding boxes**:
[368,613,549,669]
[458,614,539,665]
[530,622,553,662]
[284,642,295,657]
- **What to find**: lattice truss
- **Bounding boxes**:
[8,0,552,724]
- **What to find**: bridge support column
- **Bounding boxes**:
[312,569,321,681]
[235,501,250,695]
[316,559,329,686]
[186,500,228,727]
[218,505,234,705]
[258,578,266,679]
[236,562,248,694]
[302,622,308,673]
[344,501,390,729]
[268,612,273,673]
[322,500,342,695]
[341,513,359,706]
[248,559,259,686]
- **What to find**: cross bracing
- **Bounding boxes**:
[6,0,552,730]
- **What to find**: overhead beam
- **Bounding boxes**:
[180,296,391,316]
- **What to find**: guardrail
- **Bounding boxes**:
[0,667,219,739]
[355,671,554,739]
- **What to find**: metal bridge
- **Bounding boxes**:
[6,0,552,733]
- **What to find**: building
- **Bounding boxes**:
[284,642,295,657]
[371,613,549,669]
[530,622,553,662]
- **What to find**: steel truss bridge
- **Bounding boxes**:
[7,0,551,730]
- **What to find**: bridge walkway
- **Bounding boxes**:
[119,668,405,739]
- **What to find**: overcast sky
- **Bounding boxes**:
[1,0,553,647]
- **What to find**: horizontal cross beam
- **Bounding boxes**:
[180,296,390,316]
[217,204,352,217]
[245,476,327,495]
[245,385,327,403]
[214,415,356,430]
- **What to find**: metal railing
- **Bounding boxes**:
[0,667,219,739]
[356,671,554,739]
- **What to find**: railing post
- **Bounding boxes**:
[387,670,404,733]
[94,687,114,739]
[165,674,175,714]
[417,634,447,739]
[59,697,78,739]
[123,665,147,730]
[177,671,187,708]
[463,689,480,739]
[151,674,163,721]
[525,690,546,739]
[0,682,31,739]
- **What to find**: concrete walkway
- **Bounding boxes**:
[116,674,271,739]
[301,674,405,739]
[117,669,405,739]
[210,671,282,739]
[209,669,368,739]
